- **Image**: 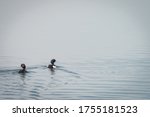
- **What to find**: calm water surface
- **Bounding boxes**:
[0,55,150,100]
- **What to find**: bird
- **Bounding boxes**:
[18,64,27,73]
[48,59,56,69]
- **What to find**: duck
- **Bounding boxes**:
[18,64,27,73]
[48,59,56,69]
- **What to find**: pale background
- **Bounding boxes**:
[0,0,150,59]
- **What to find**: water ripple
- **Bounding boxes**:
[0,56,150,99]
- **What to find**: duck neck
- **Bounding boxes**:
[23,68,26,71]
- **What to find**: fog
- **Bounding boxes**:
[0,0,150,59]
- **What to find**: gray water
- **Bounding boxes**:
[0,54,150,100]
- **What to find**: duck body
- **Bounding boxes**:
[18,69,27,73]
[48,59,56,70]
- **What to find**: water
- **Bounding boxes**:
[0,55,150,100]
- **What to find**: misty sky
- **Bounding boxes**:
[0,0,150,59]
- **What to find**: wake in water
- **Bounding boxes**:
[0,57,150,99]
[57,66,80,78]
[0,64,80,78]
